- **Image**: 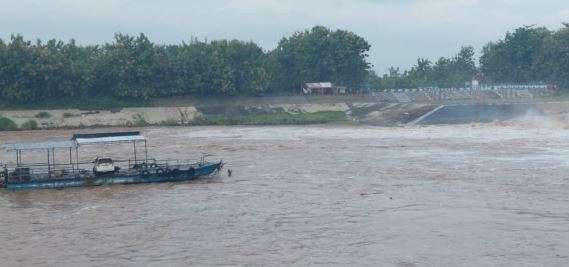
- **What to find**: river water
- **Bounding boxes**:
[1,124,569,266]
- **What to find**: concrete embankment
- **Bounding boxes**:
[413,104,541,125]
[0,96,567,129]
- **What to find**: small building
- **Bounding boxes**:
[303,82,346,95]
[471,79,480,91]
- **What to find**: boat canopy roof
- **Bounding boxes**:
[72,131,146,146]
[5,140,77,151]
[4,131,146,152]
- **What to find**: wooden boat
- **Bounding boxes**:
[0,131,224,190]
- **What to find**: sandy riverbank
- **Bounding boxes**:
[1,97,569,130]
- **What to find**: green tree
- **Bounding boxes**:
[93,33,158,99]
[370,46,476,90]
[534,24,569,87]
[272,26,371,92]
[406,58,433,87]
[480,26,550,83]
[0,35,36,101]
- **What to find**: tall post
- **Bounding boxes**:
[76,147,79,171]
[69,147,74,172]
[52,148,56,171]
[144,140,148,164]
[133,141,137,163]
[47,149,51,178]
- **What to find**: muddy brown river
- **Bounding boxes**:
[1,124,569,266]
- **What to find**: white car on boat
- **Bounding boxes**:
[93,157,115,174]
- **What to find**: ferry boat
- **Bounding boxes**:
[0,131,224,190]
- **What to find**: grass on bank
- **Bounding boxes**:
[0,117,18,131]
[20,120,39,130]
[34,111,51,119]
[0,97,150,110]
[0,110,349,132]
[0,117,39,131]
[192,110,348,126]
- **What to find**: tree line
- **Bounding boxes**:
[2,24,569,103]
[369,46,476,89]
[371,24,569,90]
[0,26,371,102]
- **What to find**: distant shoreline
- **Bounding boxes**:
[0,96,356,131]
[1,95,568,131]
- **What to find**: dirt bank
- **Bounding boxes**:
[1,97,569,130]
[0,103,354,129]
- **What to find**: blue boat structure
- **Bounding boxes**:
[0,131,224,190]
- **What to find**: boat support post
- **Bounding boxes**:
[16,150,21,166]
[47,148,51,178]
[75,147,79,171]
[144,140,148,164]
[52,148,56,173]
[69,147,74,173]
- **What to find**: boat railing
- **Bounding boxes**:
[4,166,76,183]
[126,154,216,168]
[2,157,211,171]
[2,156,219,183]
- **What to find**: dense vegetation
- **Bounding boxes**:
[2,24,569,104]
[193,110,347,126]
[371,24,569,89]
[369,46,476,89]
[481,25,569,87]
[0,26,370,104]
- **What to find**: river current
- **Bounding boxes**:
[1,125,569,266]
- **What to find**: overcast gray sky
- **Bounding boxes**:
[0,0,567,73]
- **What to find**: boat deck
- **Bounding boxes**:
[2,160,223,190]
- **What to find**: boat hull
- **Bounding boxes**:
[6,162,222,191]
